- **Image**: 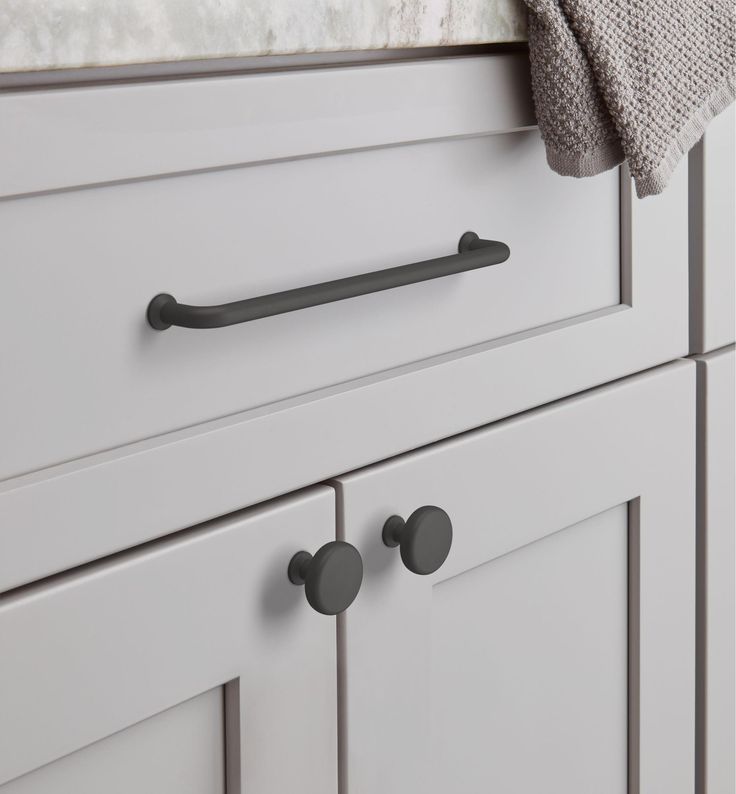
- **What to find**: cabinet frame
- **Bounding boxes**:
[688,105,736,355]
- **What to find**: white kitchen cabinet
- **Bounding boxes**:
[334,360,695,794]
[0,487,340,793]
[0,37,723,794]
[0,53,690,593]
[695,345,735,794]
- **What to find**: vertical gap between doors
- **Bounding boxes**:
[619,164,634,307]
[694,359,708,794]
[627,498,641,794]
[688,140,706,355]
[333,482,349,794]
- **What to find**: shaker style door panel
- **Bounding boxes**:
[431,505,629,793]
[334,361,695,794]
[0,53,689,594]
[0,488,338,794]
[695,345,736,794]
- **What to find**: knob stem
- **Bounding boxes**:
[287,551,313,585]
[382,516,405,548]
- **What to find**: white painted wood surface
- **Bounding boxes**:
[2,688,225,794]
[689,105,736,354]
[333,361,695,794]
[0,54,534,199]
[0,487,338,793]
[695,345,735,794]
[430,506,628,794]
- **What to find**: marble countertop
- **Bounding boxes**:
[0,0,527,74]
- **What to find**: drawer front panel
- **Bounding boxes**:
[0,487,338,792]
[1,129,619,481]
[333,361,695,794]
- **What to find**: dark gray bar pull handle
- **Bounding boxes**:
[147,232,510,330]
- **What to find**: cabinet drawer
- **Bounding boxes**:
[0,487,339,792]
[0,54,686,486]
[3,87,620,482]
[333,361,695,794]
[0,53,688,592]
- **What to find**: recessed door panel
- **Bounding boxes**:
[432,507,627,794]
[2,688,225,794]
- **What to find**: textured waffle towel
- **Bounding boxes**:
[524,0,735,197]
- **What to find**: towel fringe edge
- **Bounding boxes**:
[541,69,735,198]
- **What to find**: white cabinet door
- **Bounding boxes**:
[0,487,339,793]
[695,345,735,794]
[334,361,695,794]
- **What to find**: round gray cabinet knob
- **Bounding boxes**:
[288,541,363,615]
[382,506,453,575]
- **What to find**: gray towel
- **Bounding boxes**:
[523,0,735,197]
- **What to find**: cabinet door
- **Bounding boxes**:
[695,345,735,794]
[0,488,338,793]
[334,361,695,794]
